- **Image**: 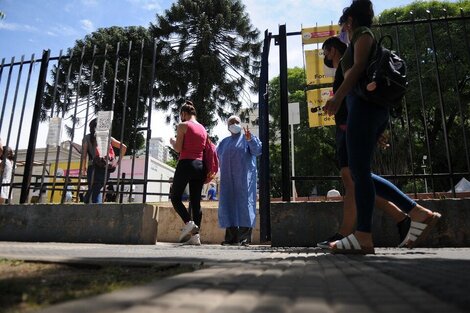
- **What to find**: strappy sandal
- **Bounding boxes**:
[330,234,375,255]
[398,212,442,249]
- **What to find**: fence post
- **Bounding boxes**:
[277,24,291,202]
[20,50,50,203]
[258,30,272,242]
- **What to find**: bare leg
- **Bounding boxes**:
[375,197,407,223]
[409,204,435,222]
[354,204,435,249]
[354,231,374,248]
[338,167,356,236]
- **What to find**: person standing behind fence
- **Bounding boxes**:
[324,0,441,254]
[0,146,14,204]
[81,118,127,204]
[217,116,262,246]
[207,182,217,200]
[170,100,206,245]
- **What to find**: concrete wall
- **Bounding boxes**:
[155,205,260,244]
[3,198,466,247]
[271,199,470,247]
[0,203,260,245]
[0,204,158,244]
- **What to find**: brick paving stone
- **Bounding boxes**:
[290,297,334,313]
[207,290,261,313]
[0,243,468,313]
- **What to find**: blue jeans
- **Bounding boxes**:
[346,93,416,233]
[84,166,105,204]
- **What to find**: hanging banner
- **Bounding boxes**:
[302,25,340,45]
[305,49,335,85]
[307,88,335,128]
[97,110,114,132]
[95,131,110,157]
[46,117,63,146]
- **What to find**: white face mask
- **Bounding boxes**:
[228,123,242,134]
[339,30,350,45]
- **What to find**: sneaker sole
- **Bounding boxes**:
[316,243,331,249]
[179,225,200,243]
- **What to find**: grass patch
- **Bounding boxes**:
[0,258,194,313]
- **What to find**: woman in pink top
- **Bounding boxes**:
[170,101,207,245]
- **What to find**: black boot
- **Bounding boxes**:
[238,227,252,246]
[221,227,239,245]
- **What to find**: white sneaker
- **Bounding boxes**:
[179,221,199,243]
[182,233,201,246]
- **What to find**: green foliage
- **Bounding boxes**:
[268,1,470,196]
[268,67,338,197]
[43,26,153,153]
[149,0,261,133]
[165,159,178,169]
[372,0,470,191]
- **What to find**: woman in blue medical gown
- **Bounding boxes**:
[217,115,262,246]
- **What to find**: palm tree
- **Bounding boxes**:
[150,0,261,133]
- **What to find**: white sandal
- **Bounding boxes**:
[398,212,441,248]
[330,234,375,255]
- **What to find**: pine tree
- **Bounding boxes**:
[150,0,261,132]
[42,26,152,152]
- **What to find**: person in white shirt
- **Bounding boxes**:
[0,146,14,204]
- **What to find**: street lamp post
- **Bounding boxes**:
[422,155,429,193]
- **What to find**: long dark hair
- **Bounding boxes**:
[89,118,97,146]
[339,0,374,29]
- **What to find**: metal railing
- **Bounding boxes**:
[259,9,470,209]
[0,39,174,204]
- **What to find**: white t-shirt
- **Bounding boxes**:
[1,159,13,199]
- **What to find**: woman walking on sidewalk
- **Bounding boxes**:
[317,36,411,249]
[170,101,207,245]
[324,0,441,254]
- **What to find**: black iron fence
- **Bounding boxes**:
[1,8,470,242]
[259,9,470,208]
[0,40,175,204]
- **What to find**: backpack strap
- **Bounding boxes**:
[377,35,394,50]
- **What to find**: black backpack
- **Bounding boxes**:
[353,35,408,108]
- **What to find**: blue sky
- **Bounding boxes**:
[1,0,450,63]
[0,0,460,147]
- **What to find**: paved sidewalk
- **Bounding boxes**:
[1,242,469,313]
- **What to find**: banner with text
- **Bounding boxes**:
[302,25,340,45]
[307,88,335,128]
[305,49,335,85]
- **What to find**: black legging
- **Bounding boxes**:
[170,159,204,227]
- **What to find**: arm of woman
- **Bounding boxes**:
[81,141,88,175]
[111,137,127,158]
[247,136,262,157]
[324,34,374,115]
[171,123,187,153]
